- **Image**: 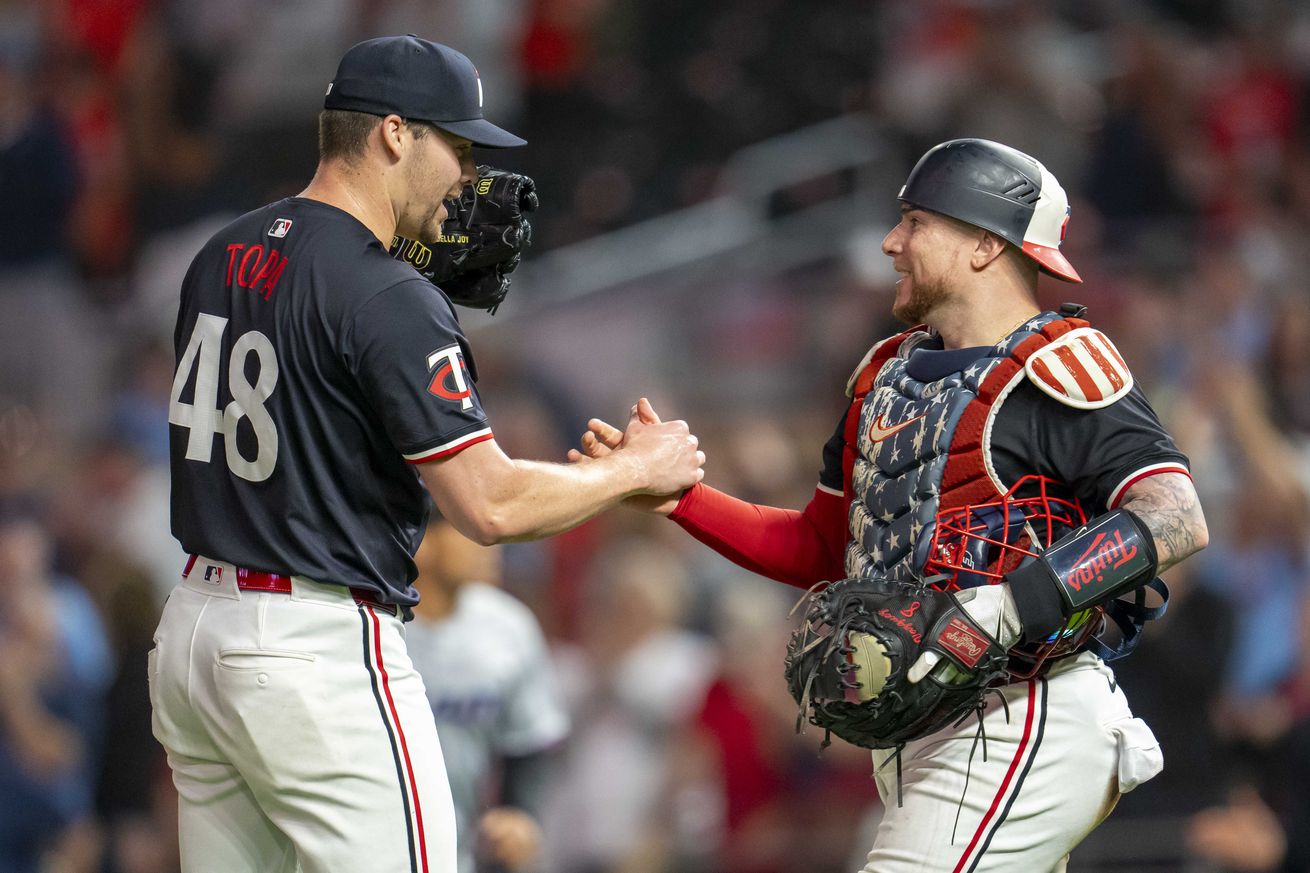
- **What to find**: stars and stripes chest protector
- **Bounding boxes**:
[841,312,1102,583]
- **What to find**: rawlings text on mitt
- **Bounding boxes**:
[390,165,537,313]
[784,578,1010,749]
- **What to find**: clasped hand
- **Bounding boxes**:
[568,398,698,513]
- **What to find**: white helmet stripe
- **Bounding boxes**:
[1025,159,1070,249]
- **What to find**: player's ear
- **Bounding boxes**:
[380,114,407,162]
[971,230,1008,271]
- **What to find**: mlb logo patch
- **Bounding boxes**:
[203,564,224,584]
[269,218,293,238]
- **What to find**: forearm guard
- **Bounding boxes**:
[1006,509,1158,644]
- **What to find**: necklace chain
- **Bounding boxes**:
[994,313,1033,344]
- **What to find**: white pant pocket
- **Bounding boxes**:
[1107,716,1163,793]
[217,648,316,671]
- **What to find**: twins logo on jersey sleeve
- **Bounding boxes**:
[426,345,472,410]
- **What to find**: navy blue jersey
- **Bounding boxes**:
[169,198,491,606]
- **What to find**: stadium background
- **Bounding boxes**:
[1,0,1308,870]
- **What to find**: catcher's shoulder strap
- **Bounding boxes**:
[1022,319,1134,410]
[844,327,931,399]
[938,314,1088,509]
[840,326,928,513]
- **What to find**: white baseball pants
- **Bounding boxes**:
[150,559,457,873]
[861,651,1162,873]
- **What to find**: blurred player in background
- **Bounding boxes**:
[0,507,112,873]
[409,518,568,873]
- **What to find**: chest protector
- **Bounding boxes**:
[842,311,1087,583]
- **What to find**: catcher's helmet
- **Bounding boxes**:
[899,139,1081,283]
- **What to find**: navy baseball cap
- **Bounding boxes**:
[324,35,526,148]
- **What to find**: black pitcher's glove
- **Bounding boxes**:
[784,578,1010,750]
[390,165,537,314]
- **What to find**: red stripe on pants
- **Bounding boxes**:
[369,607,430,872]
[952,680,1038,873]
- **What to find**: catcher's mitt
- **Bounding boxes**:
[390,165,538,314]
[784,577,1010,750]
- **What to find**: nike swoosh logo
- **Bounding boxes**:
[867,412,927,443]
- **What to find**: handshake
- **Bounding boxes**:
[568,397,697,514]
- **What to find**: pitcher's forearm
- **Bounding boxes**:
[420,431,702,544]
[422,447,642,544]
[476,454,645,543]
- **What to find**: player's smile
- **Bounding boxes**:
[892,267,913,312]
[884,223,936,321]
[882,209,927,298]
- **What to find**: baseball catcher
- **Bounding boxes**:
[573,138,1207,872]
[391,164,538,313]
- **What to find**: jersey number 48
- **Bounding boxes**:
[169,313,279,482]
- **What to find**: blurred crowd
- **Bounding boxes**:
[2,0,1310,871]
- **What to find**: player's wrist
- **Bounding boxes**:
[1004,561,1067,644]
[602,445,651,498]
[667,481,703,521]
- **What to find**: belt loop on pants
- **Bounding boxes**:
[183,555,398,616]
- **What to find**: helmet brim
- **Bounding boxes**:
[1022,241,1082,283]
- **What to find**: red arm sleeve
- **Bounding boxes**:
[668,483,847,589]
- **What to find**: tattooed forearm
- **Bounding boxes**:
[1119,472,1209,573]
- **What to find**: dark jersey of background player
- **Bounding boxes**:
[170,197,490,608]
[817,340,1189,512]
